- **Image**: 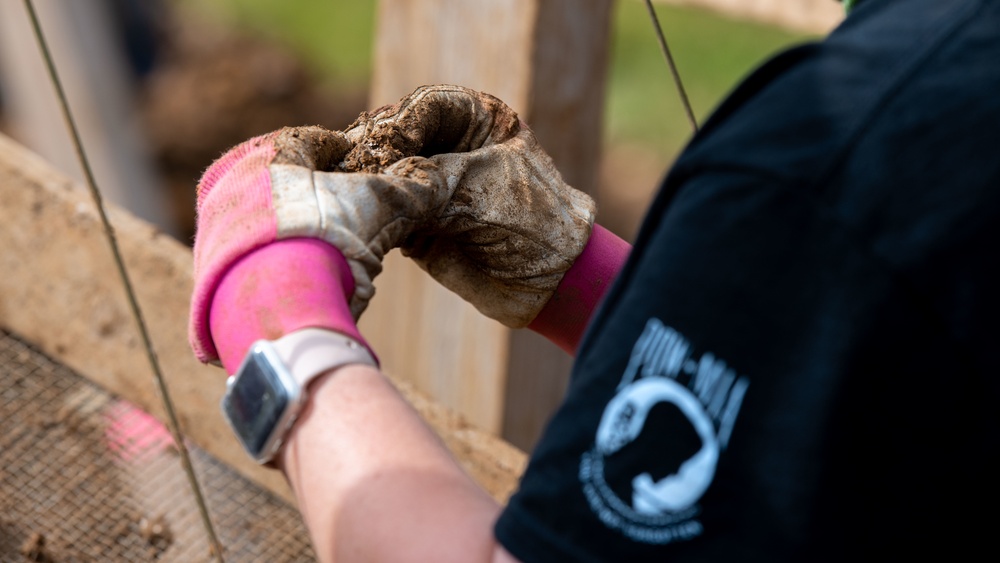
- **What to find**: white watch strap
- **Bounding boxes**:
[270,328,377,389]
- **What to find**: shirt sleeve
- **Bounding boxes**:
[494,169,906,562]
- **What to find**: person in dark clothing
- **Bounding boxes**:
[190,0,999,560]
[498,0,1000,559]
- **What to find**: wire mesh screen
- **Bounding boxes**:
[0,329,317,562]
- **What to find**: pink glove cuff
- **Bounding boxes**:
[208,238,374,374]
[528,224,631,355]
[190,132,279,363]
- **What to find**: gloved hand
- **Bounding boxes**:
[341,85,597,328]
[189,125,452,364]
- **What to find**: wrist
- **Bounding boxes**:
[224,328,378,465]
[528,224,630,354]
[274,361,382,474]
[208,238,373,372]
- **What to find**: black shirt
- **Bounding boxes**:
[496,0,1000,560]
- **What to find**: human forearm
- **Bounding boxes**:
[207,242,516,562]
[278,364,515,563]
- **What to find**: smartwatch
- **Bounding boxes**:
[221,328,377,464]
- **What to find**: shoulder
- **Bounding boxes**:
[668,0,998,198]
[650,0,1000,280]
[496,2,1000,559]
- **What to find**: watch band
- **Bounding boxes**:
[271,328,377,389]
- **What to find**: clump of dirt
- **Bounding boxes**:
[339,86,523,176]
[138,514,173,550]
[20,533,51,563]
[272,126,352,170]
[338,103,422,174]
[339,115,396,174]
[138,11,368,241]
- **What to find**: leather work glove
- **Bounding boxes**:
[189,125,452,364]
[340,85,597,328]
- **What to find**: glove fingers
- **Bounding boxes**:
[341,85,521,173]
[403,227,559,328]
[390,85,518,152]
[271,125,352,171]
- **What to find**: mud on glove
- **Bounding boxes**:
[341,85,598,329]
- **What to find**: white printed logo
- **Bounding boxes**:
[580,318,749,544]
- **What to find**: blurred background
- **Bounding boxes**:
[0,0,842,450]
[0,3,848,559]
[0,0,832,244]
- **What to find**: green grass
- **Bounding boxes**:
[607,1,816,158]
[180,0,377,86]
[183,0,816,159]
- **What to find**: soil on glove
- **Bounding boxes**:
[339,87,521,175]
[272,126,352,169]
[339,108,413,174]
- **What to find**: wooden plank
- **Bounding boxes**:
[0,132,525,504]
[365,0,613,449]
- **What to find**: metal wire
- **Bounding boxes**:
[0,330,318,561]
[643,0,700,133]
[20,1,225,560]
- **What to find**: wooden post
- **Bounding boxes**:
[363,0,613,448]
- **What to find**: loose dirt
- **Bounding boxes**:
[19,533,51,563]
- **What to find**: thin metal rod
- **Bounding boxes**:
[643,0,699,133]
[21,1,225,560]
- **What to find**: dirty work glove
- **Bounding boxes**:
[342,85,597,328]
[189,125,451,365]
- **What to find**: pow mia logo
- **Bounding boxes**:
[580,318,749,544]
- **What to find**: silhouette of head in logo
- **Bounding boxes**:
[596,377,719,514]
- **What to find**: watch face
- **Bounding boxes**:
[222,343,295,461]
